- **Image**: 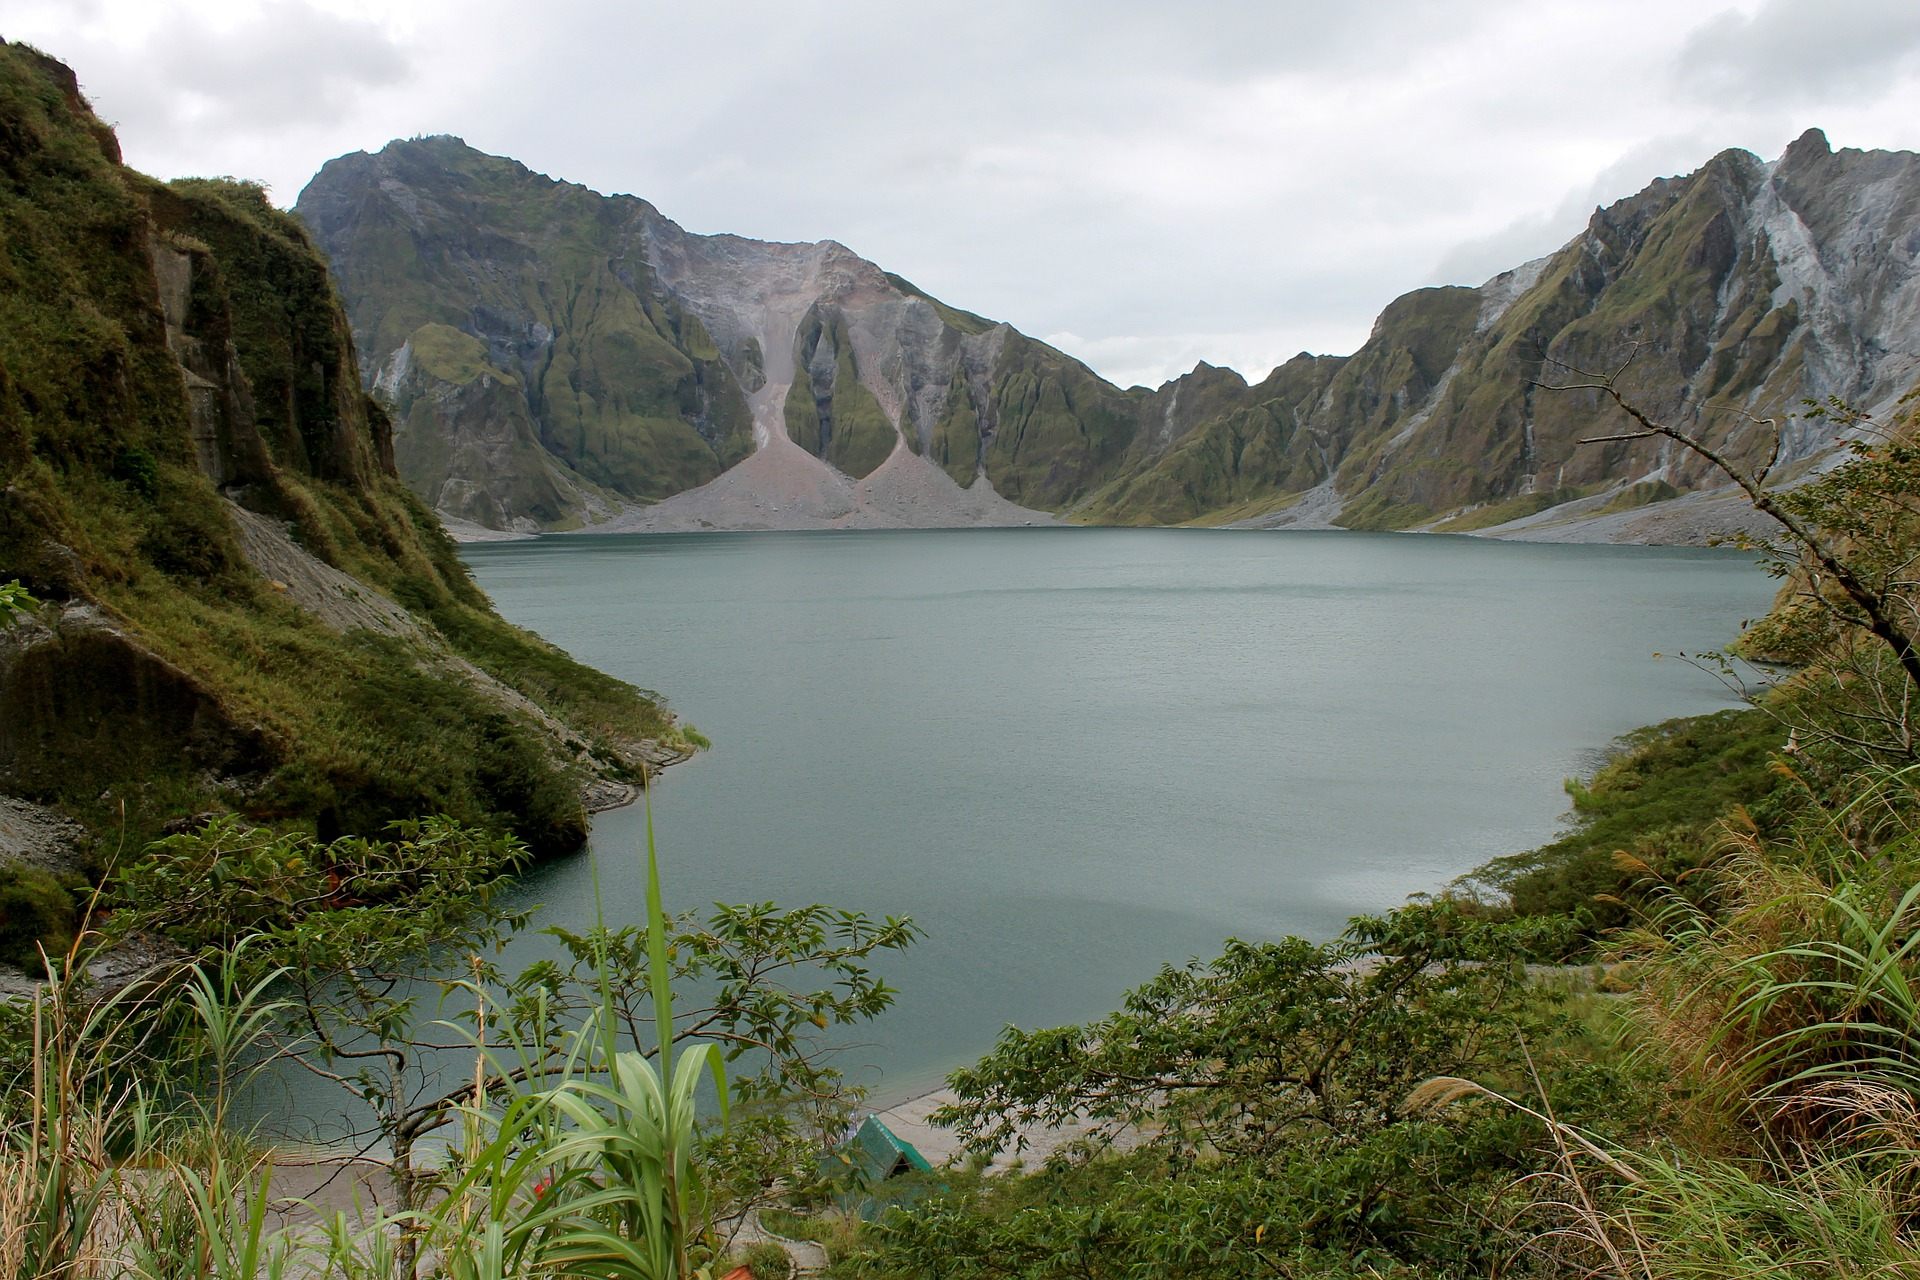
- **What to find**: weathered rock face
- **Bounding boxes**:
[299,130,1920,539]
[0,44,690,857]
[1082,129,1920,533]
[296,138,1146,531]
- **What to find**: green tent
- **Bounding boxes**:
[831,1114,933,1184]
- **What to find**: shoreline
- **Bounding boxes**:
[442,486,1769,549]
[866,1084,1129,1171]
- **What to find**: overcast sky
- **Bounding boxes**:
[14,0,1920,389]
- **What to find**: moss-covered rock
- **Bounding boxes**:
[0,862,80,968]
[781,308,898,478]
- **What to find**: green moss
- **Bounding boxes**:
[781,312,897,478]
[785,370,822,454]
[266,632,587,856]
[824,344,896,479]
[929,370,982,485]
[981,336,1139,506]
[406,322,516,386]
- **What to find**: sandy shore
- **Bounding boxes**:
[869,1086,1134,1171]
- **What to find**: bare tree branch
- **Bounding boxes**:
[1541,365,1920,695]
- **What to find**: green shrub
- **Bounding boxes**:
[0,863,80,967]
[109,445,158,499]
[741,1241,792,1279]
[1464,709,1786,935]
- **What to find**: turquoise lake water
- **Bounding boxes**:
[454,527,1777,1104]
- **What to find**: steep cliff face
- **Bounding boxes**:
[300,131,1920,539]
[1096,130,1920,534]
[296,138,1159,531]
[0,44,692,859]
[1349,133,1911,530]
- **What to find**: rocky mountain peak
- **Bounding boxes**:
[1784,126,1833,165]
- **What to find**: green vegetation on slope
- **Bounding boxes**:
[293,137,755,528]
[980,334,1139,506]
[928,368,982,485]
[786,309,898,479]
[0,42,690,877]
[405,321,518,386]
[1465,708,1786,931]
[826,346,897,479]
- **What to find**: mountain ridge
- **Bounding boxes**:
[296,128,1920,542]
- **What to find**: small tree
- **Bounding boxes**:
[105,814,918,1251]
[851,905,1592,1277]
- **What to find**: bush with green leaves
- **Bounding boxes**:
[842,904,1639,1279]
[739,1240,793,1278]
[0,803,917,1279]
[88,810,916,1252]
[0,863,80,968]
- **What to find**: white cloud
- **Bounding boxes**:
[1675,0,1920,104]
[11,0,1920,385]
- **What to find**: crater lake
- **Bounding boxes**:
[463,527,1776,1102]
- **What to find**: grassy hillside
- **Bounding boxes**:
[0,42,696,880]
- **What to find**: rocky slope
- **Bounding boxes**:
[298,132,1920,541]
[1096,128,1920,537]
[0,43,696,883]
[296,138,1151,532]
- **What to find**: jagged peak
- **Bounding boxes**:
[1187,359,1246,384]
[1785,126,1832,163]
[384,133,471,153]
[1697,144,1768,185]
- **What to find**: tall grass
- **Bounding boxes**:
[425,786,730,1279]
[0,791,730,1279]
[1422,762,1920,1276]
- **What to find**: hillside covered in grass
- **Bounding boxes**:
[0,42,701,954]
